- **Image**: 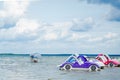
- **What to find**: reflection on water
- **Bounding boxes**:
[0,56,120,80]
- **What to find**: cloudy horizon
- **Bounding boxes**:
[0,0,120,54]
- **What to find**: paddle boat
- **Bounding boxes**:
[58,54,101,71]
[83,55,105,69]
[96,54,120,67]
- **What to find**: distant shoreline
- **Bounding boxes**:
[0,53,120,57]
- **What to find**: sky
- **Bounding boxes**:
[0,0,120,54]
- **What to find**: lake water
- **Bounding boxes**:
[0,55,120,80]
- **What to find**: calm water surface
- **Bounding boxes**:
[0,56,120,80]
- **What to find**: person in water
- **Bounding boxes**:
[30,54,38,63]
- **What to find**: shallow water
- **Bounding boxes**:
[0,56,120,80]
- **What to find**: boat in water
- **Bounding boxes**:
[30,53,41,63]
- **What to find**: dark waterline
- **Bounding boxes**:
[0,53,120,57]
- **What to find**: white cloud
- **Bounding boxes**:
[0,10,6,18]
[88,32,118,42]
[0,0,29,18]
[71,17,94,32]
[104,32,117,39]
[88,36,103,42]
[0,0,40,41]
[15,18,39,35]
[67,33,90,41]
[52,22,72,38]
[0,0,29,29]
[44,32,58,41]
[38,21,72,41]
[0,18,40,41]
[40,17,95,41]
